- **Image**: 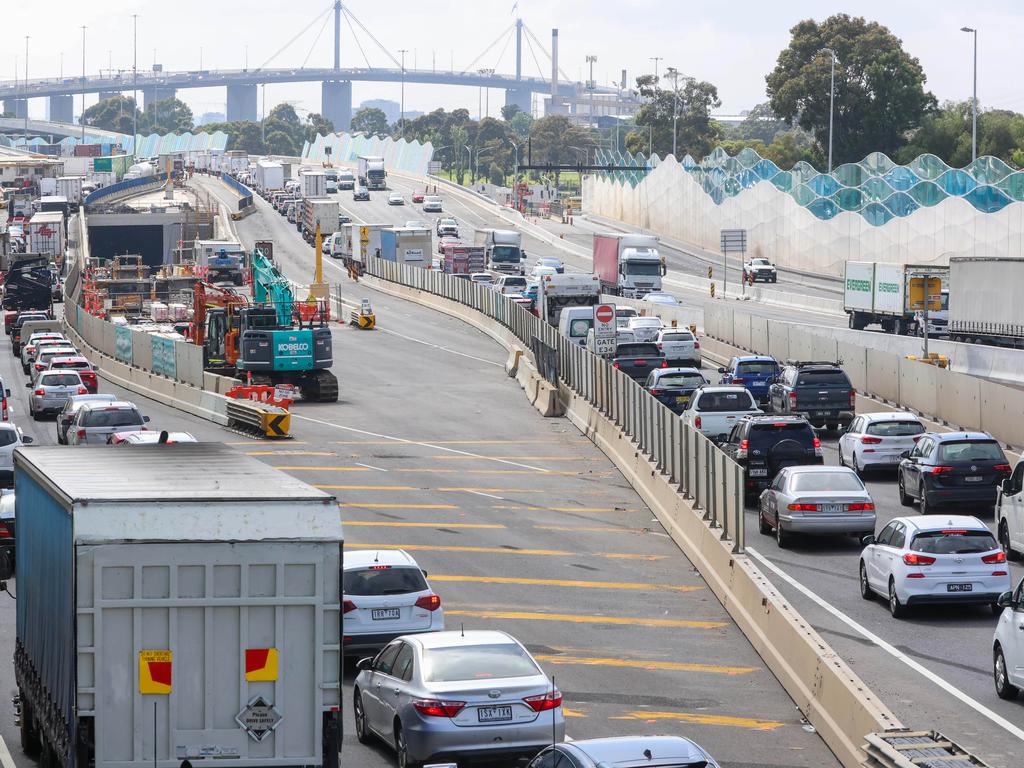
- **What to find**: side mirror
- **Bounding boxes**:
[1003,479,1013,495]
[4,389,9,397]
[717,367,726,374]
[24,383,31,388]
[997,591,1014,608]
[421,569,429,578]
[355,657,373,671]
[21,436,33,444]
[143,416,151,423]
[861,534,875,546]
[899,450,911,459]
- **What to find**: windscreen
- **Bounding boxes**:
[938,440,1004,462]
[40,373,82,387]
[911,530,998,554]
[492,246,520,262]
[567,317,593,338]
[696,390,755,412]
[343,566,427,596]
[83,408,143,427]
[657,373,705,388]
[798,370,850,385]
[661,332,694,342]
[865,421,924,437]
[423,643,540,682]
[626,262,662,276]
[0,430,18,447]
[616,343,660,357]
[790,472,864,492]
[736,360,777,375]
[52,360,90,370]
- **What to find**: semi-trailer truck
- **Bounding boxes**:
[334,222,388,266]
[474,229,524,274]
[357,156,386,190]
[592,233,664,297]
[12,444,342,768]
[948,256,1024,346]
[381,227,431,267]
[844,261,949,335]
[301,198,340,242]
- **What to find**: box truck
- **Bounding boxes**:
[440,242,485,275]
[195,239,246,285]
[300,171,326,199]
[357,156,386,190]
[844,261,949,335]
[592,233,664,297]
[301,198,340,242]
[56,176,84,207]
[473,229,524,274]
[27,212,66,259]
[335,222,387,266]
[381,227,431,267]
[12,444,342,768]
[255,160,284,194]
[948,256,1024,346]
[538,272,601,326]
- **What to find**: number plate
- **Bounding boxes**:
[886,454,901,463]
[477,706,513,723]
[676,395,690,404]
[749,468,768,477]
[821,504,842,514]
[965,476,984,483]
[371,608,401,620]
[947,583,973,592]
[811,411,827,417]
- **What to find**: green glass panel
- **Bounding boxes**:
[997,172,1024,202]
[833,163,866,187]
[907,153,948,181]
[861,177,895,202]
[861,152,895,175]
[833,187,864,211]
[791,184,817,206]
[908,181,947,207]
[771,172,794,192]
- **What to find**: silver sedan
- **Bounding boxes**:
[758,465,876,548]
[353,629,564,767]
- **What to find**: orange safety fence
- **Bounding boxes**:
[224,384,295,409]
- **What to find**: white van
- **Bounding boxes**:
[615,305,639,329]
[327,231,346,259]
[559,306,594,346]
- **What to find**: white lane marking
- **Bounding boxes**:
[466,489,504,500]
[291,414,554,473]
[0,731,16,768]
[354,462,388,472]
[376,327,503,367]
[746,546,1024,742]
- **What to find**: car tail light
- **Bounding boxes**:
[694,341,700,349]
[732,376,745,384]
[613,362,620,369]
[661,360,668,368]
[788,503,819,511]
[77,386,88,395]
[849,390,856,408]
[413,699,466,718]
[813,436,821,449]
[994,464,1012,473]
[649,388,663,396]
[0,522,9,538]
[35,363,44,370]
[634,359,646,365]
[929,466,954,475]
[992,571,1009,577]
[33,388,44,396]
[76,429,86,440]
[342,600,357,614]
[656,343,663,349]
[789,391,797,408]
[983,551,1007,564]
[694,416,702,429]
[860,436,882,444]
[846,502,875,511]
[912,435,923,442]
[523,690,562,712]
[414,594,441,611]
[736,438,749,459]
[1,398,6,421]
[902,553,936,566]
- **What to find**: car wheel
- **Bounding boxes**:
[30,407,39,421]
[775,519,790,548]
[852,453,863,478]
[999,521,1019,561]
[837,447,846,467]
[859,561,873,600]
[919,487,931,515]
[898,473,913,506]
[758,509,772,535]
[353,690,371,744]
[994,645,1020,700]
[394,721,417,768]
[888,578,906,618]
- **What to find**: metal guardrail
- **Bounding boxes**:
[225,399,291,439]
[83,175,163,206]
[220,172,254,210]
[364,258,745,552]
[862,731,990,768]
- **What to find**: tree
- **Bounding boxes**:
[510,111,533,140]
[528,115,598,186]
[265,130,297,156]
[730,102,790,144]
[139,97,193,135]
[304,112,335,144]
[350,107,389,136]
[898,101,1024,167]
[623,74,722,159]
[82,95,141,134]
[500,104,522,122]
[767,14,935,167]
[450,124,469,185]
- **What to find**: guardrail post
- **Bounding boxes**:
[733,462,745,554]
[719,452,731,542]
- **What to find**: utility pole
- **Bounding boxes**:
[132,14,138,158]
[649,57,662,82]
[961,26,978,162]
[666,67,680,158]
[586,55,597,128]
[23,37,29,140]
[820,48,837,173]
[81,26,87,141]
[399,49,408,136]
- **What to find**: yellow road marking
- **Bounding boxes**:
[446,609,725,630]
[275,466,371,471]
[427,575,701,593]
[347,544,665,560]
[248,451,335,456]
[432,455,597,461]
[334,440,560,445]
[609,710,785,731]
[315,485,417,490]
[562,707,586,718]
[340,503,458,509]
[534,654,755,676]
[490,506,628,513]
[345,522,506,529]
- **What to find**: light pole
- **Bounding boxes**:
[649,57,662,82]
[478,68,494,118]
[81,26,87,141]
[508,138,519,202]
[961,26,978,162]
[23,37,29,140]
[820,47,837,173]
[666,66,680,158]
[132,14,138,159]
[398,49,408,137]
[586,55,597,128]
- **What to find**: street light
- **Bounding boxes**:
[586,55,597,128]
[666,66,680,158]
[819,47,837,173]
[81,26,87,141]
[132,14,138,159]
[398,49,408,136]
[961,26,978,162]
[478,68,494,119]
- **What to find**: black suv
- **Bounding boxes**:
[898,431,1011,515]
[722,415,824,502]
[768,360,855,430]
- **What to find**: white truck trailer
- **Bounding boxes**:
[948,256,1024,346]
[844,261,949,335]
[12,444,342,768]
[255,160,284,194]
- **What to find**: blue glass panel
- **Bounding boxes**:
[908,181,947,207]
[883,166,918,192]
[833,188,864,211]
[862,177,894,202]
[964,185,1012,213]
[752,159,780,179]
[861,202,894,226]
[808,174,841,196]
[883,192,919,217]
[807,198,840,220]
[937,169,977,196]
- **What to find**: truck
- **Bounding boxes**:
[381,227,431,267]
[56,176,84,207]
[300,171,326,199]
[592,233,664,298]
[474,229,524,275]
[301,198,340,243]
[357,156,386,190]
[195,239,246,285]
[27,212,66,259]
[440,242,485,275]
[255,160,284,194]
[337,169,356,190]
[537,272,601,327]
[12,444,343,768]
[2,255,54,331]
[844,261,949,335]
[947,256,1024,347]
[335,222,387,266]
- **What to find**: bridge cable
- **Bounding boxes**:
[342,11,374,70]
[522,23,572,84]
[459,22,515,75]
[341,7,403,69]
[521,28,546,80]
[493,30,515,75]
[256,2,334,71]
[301,9,334,69]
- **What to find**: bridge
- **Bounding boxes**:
[0,3,631,130]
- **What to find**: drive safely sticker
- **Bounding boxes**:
[139,650,173,694]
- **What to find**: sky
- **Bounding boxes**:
[3,0,1021,124]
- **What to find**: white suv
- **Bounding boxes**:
[655,328,700,367]
[680,386,761,442]
[998,459,1024,559]
[343,549,444,657]
[993,576,1024,700]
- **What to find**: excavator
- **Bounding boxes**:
[194,245,338,402]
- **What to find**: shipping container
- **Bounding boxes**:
[27,211,66,258]
[14,445,342,768]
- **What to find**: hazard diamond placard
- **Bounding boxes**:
[245,648,279,682]
[139,650,172,694]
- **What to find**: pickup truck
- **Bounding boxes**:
[612,342,666,381]
[768,361,855,430]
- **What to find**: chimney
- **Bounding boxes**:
[621,69,627,90]
[551,29,559,99]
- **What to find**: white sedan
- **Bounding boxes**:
[387,193,405,206]
[529,265,558,281]
[837,412,925,475]
[859,515,1010,618]
[626,316,664,342]
[642,291,681,305]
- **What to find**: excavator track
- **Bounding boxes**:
[303,370,339,402]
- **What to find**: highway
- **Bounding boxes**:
[193,170,1024,765]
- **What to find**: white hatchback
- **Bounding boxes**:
[859,515,1010,618]
[838,412,925,475]
[343,549,444,657]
